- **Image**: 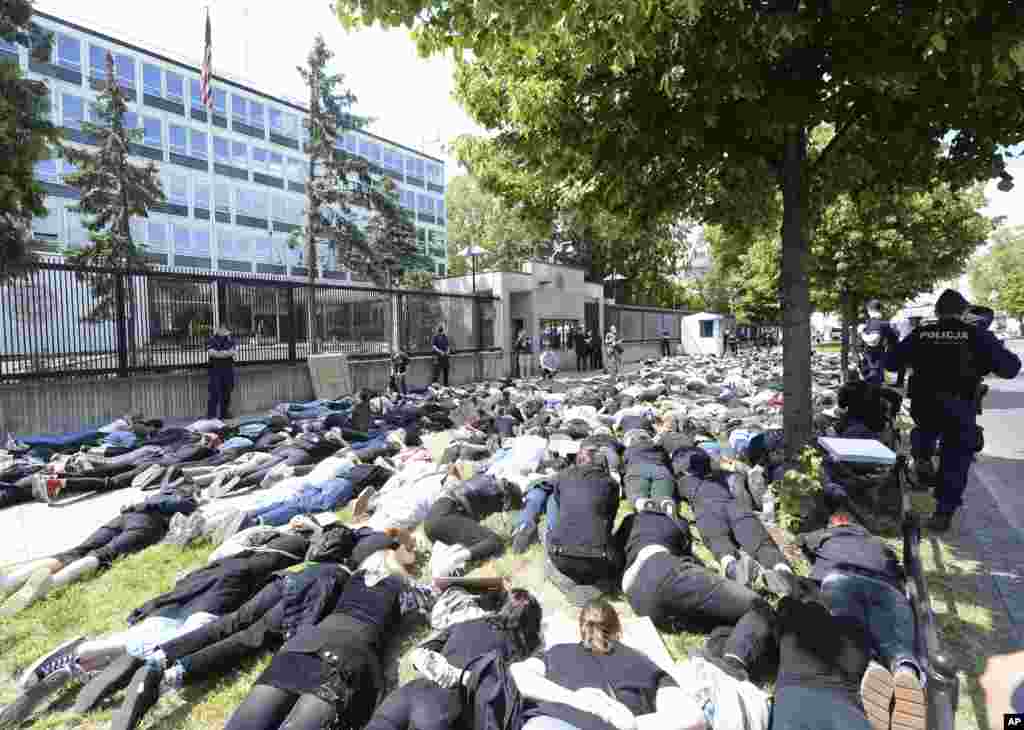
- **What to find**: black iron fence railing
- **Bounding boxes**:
[605,305,689,343]
[0,259,498,380]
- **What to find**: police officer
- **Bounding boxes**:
[885,289,1021,531]
[857,299,899,384]
[206,324,237,420]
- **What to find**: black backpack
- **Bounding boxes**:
[305,523,357,564]
[461,651,524,730]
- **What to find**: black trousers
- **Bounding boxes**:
[626,553,774,667]
[54,514,164,567]
[225,684,336,730]
[661,341,670,357]
[576,351,587,371]
[549,548,623,587]
[423,498,503,562]
[365,678,462,730]
[675,473,787,569]
[208,367,235,420]
[164,580,285,678]
[432,356,450,387]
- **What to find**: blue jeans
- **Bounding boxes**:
[771,686,871,730]
[821,571,917,672]
[244,478,355,528]
[522,718,580,730]
[910,395,977,513]
[516,486,558,534]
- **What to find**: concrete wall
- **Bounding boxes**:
[0,364,315,436]
[0,350,510,436]
[620,342,666,364]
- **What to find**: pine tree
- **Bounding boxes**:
[297,35,422,342]
[0,0,61,279]
[62,50,164,365]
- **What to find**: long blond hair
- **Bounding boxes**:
[578,599,622,655]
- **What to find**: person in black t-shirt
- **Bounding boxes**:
[390,349,411,396]
[511,600,704,730]
[207,325,238,420]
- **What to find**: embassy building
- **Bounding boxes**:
[2,10,449,280]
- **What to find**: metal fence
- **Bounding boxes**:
[0,260,498,380]
[605,305,687,343]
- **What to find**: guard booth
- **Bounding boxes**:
[682,312,725,356]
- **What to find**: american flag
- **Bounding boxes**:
[200,11,213,110]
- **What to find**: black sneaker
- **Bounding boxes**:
[111,664,162,730]
[1,664,75,725]
[511,523,538,554]
[19,635,86,689]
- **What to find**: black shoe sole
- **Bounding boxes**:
[73,655,144,714]
[111,664,162,730]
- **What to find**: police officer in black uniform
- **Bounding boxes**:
[206,324,238,420]
[885,289,1020,531]
[858,299,900,384]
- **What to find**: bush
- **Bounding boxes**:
[774,447,826,532]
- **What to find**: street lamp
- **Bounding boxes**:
[460,245,485,293]
[604,272,626,303]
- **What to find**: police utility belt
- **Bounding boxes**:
[549,541,611,560]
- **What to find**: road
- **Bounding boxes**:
[974,338,1024,530]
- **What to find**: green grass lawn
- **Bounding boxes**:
[0,496,1003,730]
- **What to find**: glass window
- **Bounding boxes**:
[212,88,227,115]
[408,157,424,178]
[147,220,168,250]
[699,320,715,338]
[129,216,145,243]
[61,93,83,129]
[368,142,381,162]
[192,228,211,254]
[88,102,108,127]
[190,78,204,110]
[56,34,80,70]
[248,100,264,129]
[89,44,109,80]
[252,189,267,217]
[173,223,191,253]
[290,198,304,224]
[231,94,246,122]
[115,54,134,88]
[143,116,161,147]
[123,111,139,130]
[231,140,247,167]
[417,194,433,214]
[282,112,297,138]
[400,190,415,209]
[287,157,305,182]
[194,180,210,210]
[213,136,229,162]
[169,124,187,155]
[268,108,283,132]
[166,173,188,205]
[165,71,184,100]
[61,159,78,181]
[67,212,89,248]
[252,147,267,169]
[427,163,442,184]
[343,133,357,154]
[272,194,286,221]
[436,199,445,221]
[236,189,252,216]
[358,138,371,158]
[268,151,283,176]
[190,129,207,159]
[143,63,161,95]
[33,158,59,183]
[215,184,231,214]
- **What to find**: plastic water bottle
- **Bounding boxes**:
[762,489,776,526]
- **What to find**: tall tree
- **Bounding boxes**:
[63,49,164,358]
[968,225,1024,317]
[297,35,415,308]
[0,0,61,278]
[336,0,1024,454]
[445,173,544,276]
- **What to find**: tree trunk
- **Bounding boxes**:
[779,127,813,460]
[840,289,853,383]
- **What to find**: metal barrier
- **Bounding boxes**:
[0,260,497,380]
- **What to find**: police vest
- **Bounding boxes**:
[907,320,980,399]
[548,465,618,560]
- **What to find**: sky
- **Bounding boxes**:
[36,0,1024,229]
[36,0,484,175]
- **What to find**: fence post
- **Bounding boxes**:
[215,279,228,329]
[115,273,129,377]
[286,287,297,364]
[391,291,401,353]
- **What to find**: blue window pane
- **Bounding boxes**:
[190,130,207,158]
[232,94,246,121]
[115,54,134,87]
[143,64,161,95]
[89,45,108,79]
[61,93,83,129]
[57,35,80,70]
[213,136,229,161]
[165,71,183,100]
[169,125,187,153]
[212,88,227,114]
[232,141,247,166]
[143,117,161,147]
[123,111,138,129]
[248,100,264,128]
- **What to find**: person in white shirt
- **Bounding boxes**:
[540,344,560,380]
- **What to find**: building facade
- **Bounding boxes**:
[3,11,448,279]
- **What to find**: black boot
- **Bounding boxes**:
[110,664,162,730]
[73,654,143,713]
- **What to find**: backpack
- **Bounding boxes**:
[461,651,524,730]
[305,523,357,564]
